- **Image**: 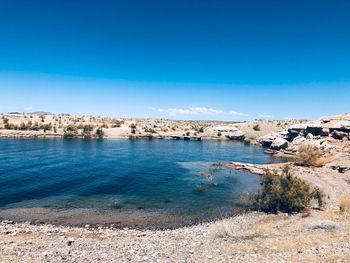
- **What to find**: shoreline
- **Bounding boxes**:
[1,114,350,261]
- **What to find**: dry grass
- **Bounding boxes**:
[211,220,240,238]
[297,144,324,167]
[340,196,350,214]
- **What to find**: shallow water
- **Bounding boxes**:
[0,139,277,228]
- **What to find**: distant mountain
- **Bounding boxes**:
[28,111,52,115]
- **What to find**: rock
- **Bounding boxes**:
[306,133,314,140]
[331,130,349,140]
[321,128,330,136]
[288,124,307,134]
[305,122,324,136]
[270,138,289,150]
[330,121,350,133]
[226,131,245,141]
[67,237,74,246]
[2,220,14,224]
[331,165,350,173]
[310,220,338,231]
[292,136,306,145]
[258,133,281,147]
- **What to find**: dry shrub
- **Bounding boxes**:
[211,221,237,238]
[312,156,335,167]
[297,144,324,167]
[340,196,350,214]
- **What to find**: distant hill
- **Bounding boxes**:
[28,111,52,115]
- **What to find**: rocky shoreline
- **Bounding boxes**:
[1,209,349,263]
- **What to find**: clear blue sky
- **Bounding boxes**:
[0,0,349,120]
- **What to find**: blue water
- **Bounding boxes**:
[0,139,276,227]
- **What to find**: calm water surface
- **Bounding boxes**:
[0,139,276,228]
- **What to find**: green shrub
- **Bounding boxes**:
[19,122,27,130]
[243,139,251,145]
[95,127,104,139]
[63,125,78,138]
[255,166,324,213]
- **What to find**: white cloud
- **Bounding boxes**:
[229,111,251,117]
[259,114,273,118]
[150,107,250,117]
[24,106,33,111]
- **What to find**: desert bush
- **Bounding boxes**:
[19,122,27,130]
[255,166,325,213]
[297,144,324,167]
[243,139,251,145]
[217,131,222,137]
[31,122,40,131]
[253,124,261,131]
[63,125,78,138]
[81,125,93,138]
[43,123,52,132]
[340,196,350,214]
[95,127,104,139]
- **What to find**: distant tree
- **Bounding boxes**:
[253,124,261,131]
[95,127,104,139]
[43,123,52,133]
[19,122,27,130]
[63,125,78,138]
[31,122,40,131]
[81,125,94,138]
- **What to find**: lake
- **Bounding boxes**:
[0,139,277,228]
